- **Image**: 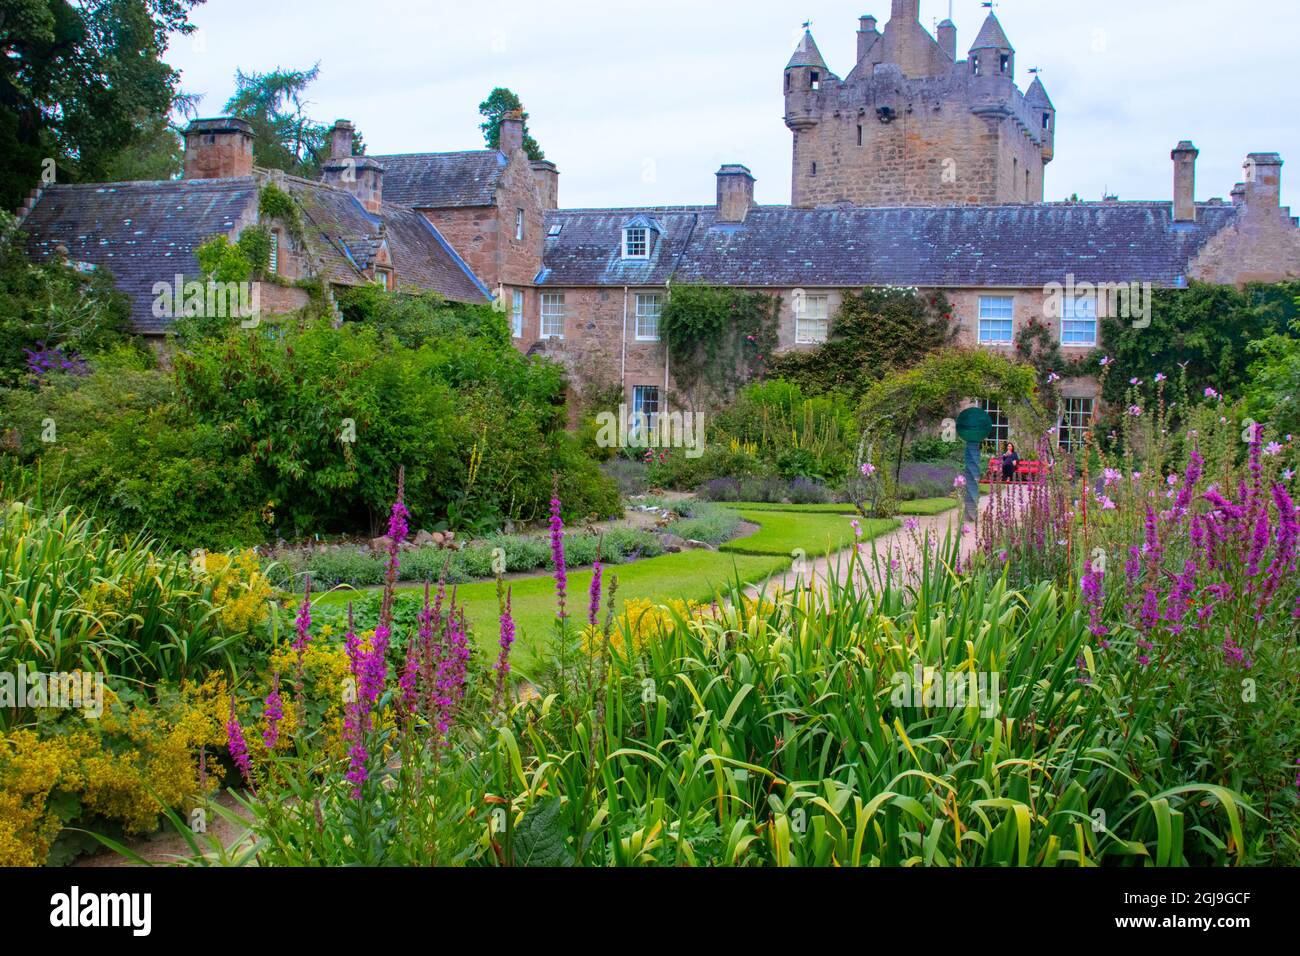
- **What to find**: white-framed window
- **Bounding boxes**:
[374,268,393,290]
[515,209,525,241]
[1060,295,1097,346]
[975,399,1011,454]
[1058,397,1095,452]
[632,385,660,437]
[978,296,1014,344]
[269,231,280,274]
[511,290,524,338]
[623,227,649,259]
[540,292,565,338]
[635,293,663,341]
[795,293,830,344]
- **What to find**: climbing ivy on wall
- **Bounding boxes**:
[659,284,780,410]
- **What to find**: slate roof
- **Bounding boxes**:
[1026,76,1054,109]
[19,178,258,334]
[368,150,507,208]
[539,202,1241,289]
[283,177,490,301]
[971,13,1013,52]
[21,174,489,333]
[786,30,829,71]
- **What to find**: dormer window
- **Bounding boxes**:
[375,268,393,291]
[623,226,649,259]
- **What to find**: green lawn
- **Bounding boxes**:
[312,508,900,666]
[721,510,896,557]
[316,549,792,667]
[718,498,955,516]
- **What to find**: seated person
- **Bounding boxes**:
[1000,442,1021,482]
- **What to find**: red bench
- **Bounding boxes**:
[986,459,1051,484]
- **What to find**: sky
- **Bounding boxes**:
[165,0,1300,211]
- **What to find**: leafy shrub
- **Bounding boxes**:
[908,436,963,463]
[665,502,741,546]
[897,461,961,500]
[788,477,833,504]
[736,476,788,503]
[600,457,649,496]
[696,477,742,502]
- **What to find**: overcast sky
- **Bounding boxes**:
[166,0,1300,211]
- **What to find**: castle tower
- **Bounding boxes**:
[785,9,1053,208]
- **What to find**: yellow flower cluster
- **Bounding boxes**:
[0,674,232,867]
[586,595,782,658]
[202,550,274,633]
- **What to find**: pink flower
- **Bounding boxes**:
[860,462,876,477]
[1264,442,1283,457]
[1154,373,1167,383]
[1127,405,1143,417]
[1204,387,1219,399]
[953,475,967,489]
[850,519,862,539]
[1099,356,1113,367]
[1130,377,1143,386]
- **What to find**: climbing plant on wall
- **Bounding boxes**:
[659,284,780,411]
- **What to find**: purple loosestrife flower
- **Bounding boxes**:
[433,608,472,737]
[588,561,603,629]
[262,676,284,750]
[1081,570,1109,639]
[293,577,313,654]
[550,495,568,619]
[343,605,370,797]
[227,703,254,786]
[493,589,516,711]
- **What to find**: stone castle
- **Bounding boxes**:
[18,4,1300,450]
[786,0,1053,207]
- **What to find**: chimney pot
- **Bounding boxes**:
[717,164,755,223]
[183,117,254,180]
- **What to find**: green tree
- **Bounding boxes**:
[223,64,344,177]
[858,347,1041,481]
[1243,315,1300,440]
[0,0,204,206]
[768,287,957,398]
[1099,281,1300,408]
[478,87,544,160]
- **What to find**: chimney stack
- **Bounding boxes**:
[716,164,755,223]
[322,120,384,213]
[1243,152,1283,208]
[499,110,525,155]
[891,0,920,22]
[858,16,879,61]
[1231,182,1246,206]
[937,20,957,61]
[183,117,254,180]
[329,119,355,160]
[1171,140,1199,223]
[531,159,559,210]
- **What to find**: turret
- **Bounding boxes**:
[969,12,1014,81]
[1026,76,1055,163]
[936,19,957,62]
[784,30,830,131]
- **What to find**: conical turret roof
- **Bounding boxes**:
[970,13,1013,52]
[786,30,829,70]
[1026,76,1054,109]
